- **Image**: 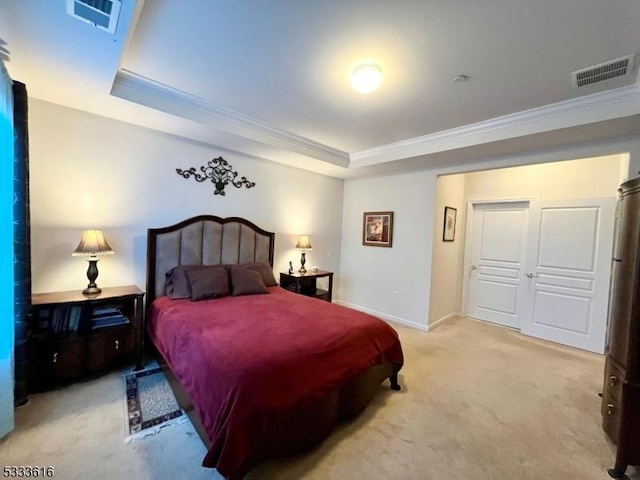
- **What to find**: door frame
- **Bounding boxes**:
[461,197,538,319]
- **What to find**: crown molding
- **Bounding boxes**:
[350,84,640,167]
[111,69,640,172]
[112,68,350,167]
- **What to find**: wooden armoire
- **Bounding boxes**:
[602,176,640,479]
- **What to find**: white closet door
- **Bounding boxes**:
[467,202,529,329]
[520,198,616,353]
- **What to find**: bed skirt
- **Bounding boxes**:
[159,357,396,477]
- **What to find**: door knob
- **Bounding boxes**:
[470,265,477,270]
[526,272,535,278]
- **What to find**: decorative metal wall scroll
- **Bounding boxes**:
[176,156,256,196]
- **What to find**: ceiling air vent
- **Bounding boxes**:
[66,0,121,34]
[572,55,635,88]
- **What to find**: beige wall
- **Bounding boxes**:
[28,96,640,335]
[340,138,639,332]
[29,99,345,294]
[428,174,466,327]
[425,154,625,325]
[464,154,628,201]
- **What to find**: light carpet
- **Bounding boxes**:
[2,317,639,479]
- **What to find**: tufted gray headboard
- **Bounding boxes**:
[146,215,275,305]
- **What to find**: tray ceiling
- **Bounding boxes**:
[2,0,640,178]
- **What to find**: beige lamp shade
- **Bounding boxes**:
[72,229,114,256]
[295,235,312,250]
[295,235,311,274]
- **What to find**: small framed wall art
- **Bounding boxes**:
[363,211,394,247]
[443,206,457,242]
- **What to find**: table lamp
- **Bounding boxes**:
[295,235,312,273]
[72,229,113,295]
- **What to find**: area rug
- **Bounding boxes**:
[122,364,187,443]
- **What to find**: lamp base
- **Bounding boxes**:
[299,251,307,274]
[82,258,102,295]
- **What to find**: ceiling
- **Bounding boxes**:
[1,0,640,178]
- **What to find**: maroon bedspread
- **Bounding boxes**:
[148,286,404,479]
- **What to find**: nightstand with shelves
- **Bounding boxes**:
[29,285,144,391]
[279,270,333,302]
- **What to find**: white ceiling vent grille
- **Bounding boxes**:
[66,0,121,34]
[572,55,635,88]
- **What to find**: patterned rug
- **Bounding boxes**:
[122,365,187,443]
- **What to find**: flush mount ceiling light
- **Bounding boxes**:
[351,63,383,94]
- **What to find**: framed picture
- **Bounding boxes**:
[363,211,394,247]
[443,206,457,242]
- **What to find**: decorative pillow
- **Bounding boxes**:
[229,266,269,296]
[186,266,230,301]
[166,265,224,299]
[240,261,278,287]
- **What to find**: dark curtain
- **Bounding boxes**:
[12,81,30,406]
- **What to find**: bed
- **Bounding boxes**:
[145,215,404,479]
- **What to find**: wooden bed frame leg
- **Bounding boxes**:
[390,371,401,391]
[606,465,629,480]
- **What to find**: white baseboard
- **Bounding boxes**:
[335,300,429,331]
[429,312,460,331]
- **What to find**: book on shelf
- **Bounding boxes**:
[69,306,83,331]
[47,305,86,334]
[90,305,123,318]
[88,304,129,329]
[51,307,63,333]
[91,314,130,329]
[40,304,130,333]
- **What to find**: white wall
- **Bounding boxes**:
[29,99,345,294]
[340,136,640,331]
[428,174,466,327]
[338,170,437,330]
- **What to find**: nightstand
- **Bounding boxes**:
[279,270,333,302]
[29,285,145,391]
